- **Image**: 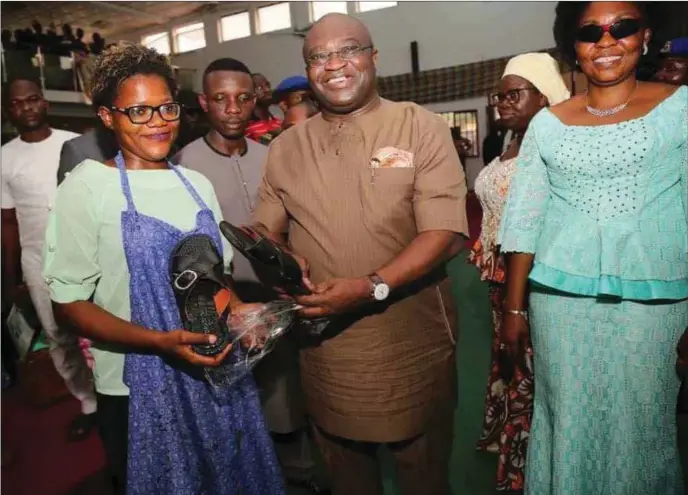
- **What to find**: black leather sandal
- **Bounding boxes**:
[169,234,231,357]
[219,222,335,339]
[218,222,311,297]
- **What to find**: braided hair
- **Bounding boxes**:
[89,43,177,111]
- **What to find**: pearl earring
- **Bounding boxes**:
[643,43,648,56]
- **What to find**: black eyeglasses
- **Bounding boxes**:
[491,87,539,105]
[576,18,642,44]
[110,103,181,124]
[306,45,373,67]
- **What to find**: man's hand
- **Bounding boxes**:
[273,251,316,297]
[295,277,371,318]
[290,252,316,292]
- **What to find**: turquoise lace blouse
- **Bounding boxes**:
[498,85,688,301]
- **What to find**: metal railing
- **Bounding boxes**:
[1,44,197,95]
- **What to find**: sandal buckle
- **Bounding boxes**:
[174,270,198,291]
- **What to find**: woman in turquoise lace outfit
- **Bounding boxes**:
[498,2,687,494]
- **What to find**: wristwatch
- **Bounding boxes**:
[368,273,390,301]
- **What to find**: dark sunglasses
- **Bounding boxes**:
[576,18,642,44]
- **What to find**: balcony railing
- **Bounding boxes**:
[1,45,197,97]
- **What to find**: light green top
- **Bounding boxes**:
[42,159,234,396]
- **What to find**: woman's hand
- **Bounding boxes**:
[156,330,232,367]
[501,311,530,358]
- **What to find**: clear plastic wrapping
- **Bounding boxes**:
[204,300,300,391]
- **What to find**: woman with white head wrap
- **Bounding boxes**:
[468,51,569,493]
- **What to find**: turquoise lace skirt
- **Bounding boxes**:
[524,288,687,495]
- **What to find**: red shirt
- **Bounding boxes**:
[246,117,282,142]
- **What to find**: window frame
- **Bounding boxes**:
[356,1,398,14]
[218,11,252,42]
[309,1,349,22]
[172,21,207,54]
[437,110,480,158]
[255,2,293,35]
[140,31,171,56]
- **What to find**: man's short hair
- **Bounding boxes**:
[203,58,252,82]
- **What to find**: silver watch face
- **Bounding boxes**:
[373,283,390,301]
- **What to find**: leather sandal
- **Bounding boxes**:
[170,234,231,357]
[219,222,310,296]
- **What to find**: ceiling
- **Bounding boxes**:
[1,1,251,40]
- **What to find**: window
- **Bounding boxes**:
[357,1,397,13]
[310,2,348,22]
[219,11,252,42]
[173,22,206,53]
[141,31,170,56]
[437,110,480,158]
[256,3,292,34]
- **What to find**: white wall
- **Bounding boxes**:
[118,1,557,89]
[116,1,557,188]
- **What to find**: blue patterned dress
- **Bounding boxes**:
[115,153,284,495]
[498,86,688,495]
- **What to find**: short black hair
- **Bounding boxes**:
[89,44,177,111]
[553,1,664,70]
[2,77,43,106]
[203,58,252,86]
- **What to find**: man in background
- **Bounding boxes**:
[653,36,688,86]
[57,123,118,184]
[246,73,282,145]
[273,75,313,113]
[482,106,508,166]
[174,58,327,494]
[175,88,208,149]
[282,98,319,131]
[1,78,98,441]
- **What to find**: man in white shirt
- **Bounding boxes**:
[1,78,97,440]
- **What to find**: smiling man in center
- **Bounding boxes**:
[253,13,468,495]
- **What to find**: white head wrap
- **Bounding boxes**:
[502,52,570,105]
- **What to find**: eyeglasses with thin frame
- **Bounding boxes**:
[110,103,181,124]
[306,45,374,67]
[490,87,539,105]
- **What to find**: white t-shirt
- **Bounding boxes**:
[1,128,80,285]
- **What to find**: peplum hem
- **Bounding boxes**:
[529,263,688,301]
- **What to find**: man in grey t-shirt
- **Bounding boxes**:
[174,58,328,494]
[175,127,268,299]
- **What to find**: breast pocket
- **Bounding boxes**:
[359,167,417,241]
